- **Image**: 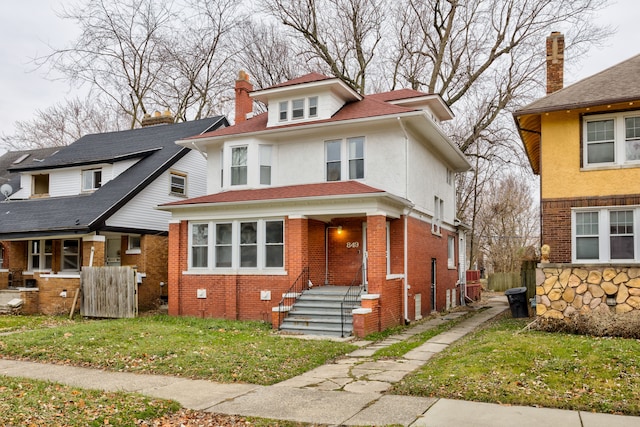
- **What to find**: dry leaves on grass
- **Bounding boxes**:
[143,409,323,427]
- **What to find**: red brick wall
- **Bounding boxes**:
[406,216,458,315]
[308,220,326,286]
[541,195,640,263]
[327,218,365,285]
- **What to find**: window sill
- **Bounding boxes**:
[183,269,287,276]
[580,162,640,172]
[125,249,141,255]
[40,273,80,279]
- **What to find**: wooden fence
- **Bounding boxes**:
[487,260,537,300]
[81,266,138,318]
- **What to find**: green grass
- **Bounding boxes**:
[392,315,640,415]
[0,376,179,426]
[0,315,356,385]
[0,314,82,333]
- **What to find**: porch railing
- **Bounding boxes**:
[277,266,310,328]
[341,264,364,337]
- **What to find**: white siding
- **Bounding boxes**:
[106,151,207,231]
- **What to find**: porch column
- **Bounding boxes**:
[365,214,387,294]
[286,216,309,275]
[167,220,183,316]
[82,235,105,267]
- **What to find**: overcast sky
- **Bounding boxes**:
[0,0,638,148]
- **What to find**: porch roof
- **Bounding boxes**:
[160,181,396,207]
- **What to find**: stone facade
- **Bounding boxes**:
[536,264,640,319]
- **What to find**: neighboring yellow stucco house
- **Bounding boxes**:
[513,32,640,318]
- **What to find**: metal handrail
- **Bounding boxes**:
[277,266,310,328]
[340,264,364,337]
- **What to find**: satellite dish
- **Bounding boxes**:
[1,183,13,199]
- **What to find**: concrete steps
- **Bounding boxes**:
[0,290,23,314]
[279,286,361,337]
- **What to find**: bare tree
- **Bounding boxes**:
[37,0,243,129]
[475,173,539,273]
[262,0,385,93]
[1,97,125,150]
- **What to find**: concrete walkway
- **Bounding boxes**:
[1,296,639,426]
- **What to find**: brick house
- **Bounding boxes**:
[0,115,228,314]
[514,32,640,318]
[159,72,472,336]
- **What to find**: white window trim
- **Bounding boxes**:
[582,111,640,169]
[325,137,366,182]
[169,171,187,196]
[82,168,102,192]
[432,196,444,235]
[571,206,640,263]
[447,236,456,269]
[230,145,248,186]
[188,219,285,273]
[278,97,319,122]
[28,239,53,272]
[126,235,141,255]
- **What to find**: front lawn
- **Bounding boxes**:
[0,315,356,385]
[392,315,640,415]
[0,314,80,333]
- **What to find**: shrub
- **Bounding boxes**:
[532,310,640,338]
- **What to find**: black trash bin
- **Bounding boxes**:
[504,287,529,318]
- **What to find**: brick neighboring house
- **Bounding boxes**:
[514,32,640,318]
[0,115,228,314]
[0,147,61,269]
[159,72,472,336]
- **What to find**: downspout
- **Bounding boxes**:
[397,117,410,324]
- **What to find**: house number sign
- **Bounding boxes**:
[346,241,360,248]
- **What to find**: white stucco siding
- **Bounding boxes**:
[106,151,207,231]
[407,136,456,224]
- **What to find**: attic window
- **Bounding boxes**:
[82,169,102,191]
[292,99,304,119]
[32,174,49,196]
[169,171,187,196]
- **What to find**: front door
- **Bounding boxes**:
[106,238,121,266]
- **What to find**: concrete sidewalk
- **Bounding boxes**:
[1,297,639,426]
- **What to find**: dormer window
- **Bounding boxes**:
[277,97,320,123]
[279,101,288,121]
[32,174,49,197]
[292,99,304,119]
[82,169,102,191]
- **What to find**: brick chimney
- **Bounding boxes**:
[141,110,174,127]
[546,31,564,94]
[235,70,253,123]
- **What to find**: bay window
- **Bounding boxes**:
[189,219,285,270]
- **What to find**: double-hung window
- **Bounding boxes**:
[308,97,318,117]
[191,224,209,268]
[583,112,640,167]
[231,146,248,185]
[279,101,288,121]
[348,137,364,179]
[190,219,285,270]
[82,169,102,191]
[169,172,187,196]
[573,208,637,262]
[29,239,53,270]
[62,239,80,271]
[326,137,365,181]
[259,145,272,185]
[447,236,456,269]
[433,196,444,234]
[326,140,342,181]
[292,99,305,119]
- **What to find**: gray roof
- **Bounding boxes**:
[0,147,60,193]
[0,117,227,239]
[515,54,640,115]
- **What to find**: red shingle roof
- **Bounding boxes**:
[266,72,334,89]
[184,96,417,140]
[162,181,385,207]
[368,89,429,102]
